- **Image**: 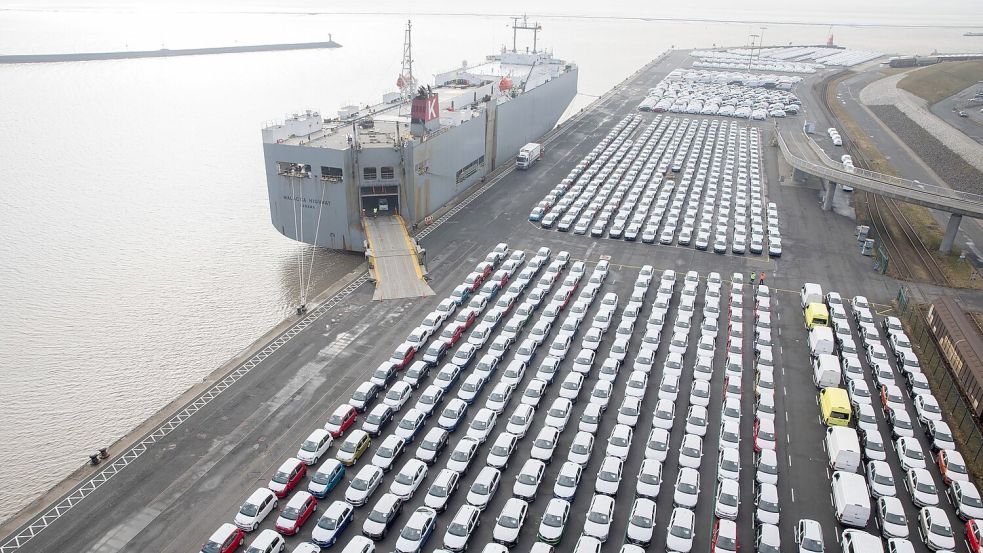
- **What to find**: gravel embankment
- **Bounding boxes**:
[869,104,983,196]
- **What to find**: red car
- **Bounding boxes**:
[492,270,509,289]
[200,523,244,553]
[463,272,484,292]
[325,404,358,437]
[711,519,739,552]
[553,287,574,309]
[275,491,317,535]
[968,519,982,553]
[474,262,493,279]
[454,309,477,332]
[268,457,307,498]
[440,322,465,347]
[390,342,417,369]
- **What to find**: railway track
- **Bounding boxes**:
[815,73,951,286]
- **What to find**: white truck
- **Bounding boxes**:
[825,426,861,472]
[516,143,543,170]
[809,326,835,358]
[812,353,841,388]
[831,471,871,528]
[800,282,823,309]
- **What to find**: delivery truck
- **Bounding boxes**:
[516,143,543,169]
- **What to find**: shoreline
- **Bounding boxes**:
[0,262,366,539]
[0,40,341,64]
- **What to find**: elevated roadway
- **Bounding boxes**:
[775,122,983,252]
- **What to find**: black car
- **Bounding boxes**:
[350,381,381,413]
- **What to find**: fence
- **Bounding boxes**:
[897,293,983,481]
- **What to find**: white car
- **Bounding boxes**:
[446,437,480,474]
[530,426,561,462]
[718,448,740,482]
[913,394,944,425]
[467,407,498,442]
[443,504,481,552]
[617,396,642,427]
[568,431,594,466]
[579,403,603,434]
[395,507,437,553]
[685,405,709,436]
[581,327,603,352]
[505,404,535,438]
[390,459,428,500]
[492,498,529,548]
[500,361,526,388]
[876,496,909,539]
[624,370,648,399]
[719,420,740,451]
[636,459,662,499]
[866,460,897,498]
[558,372,585,400]
[583,494,616,542]
[714,479,740,520]
[553,461,582,501]
[625,498,656,546]
[363,492,404,539]
[918,506,955,551]
[756,449,779,485]
[486,432,518,469]
[537,498,570,545]
[466,466,501,510]
[652,398,675,430]
[589,380,614,410]
[690,381,711,407]
[673,467,700,508]
[905,467,939,507]
[371,434,406,472]
[544,398,573,431]
[754,482,780,525]
[297,429,334,465]
[345,464,385,507]
[606,424,633,459]
[595,455,624,495]
[234,488,278,532]
[679,434,704,469]
[949,480,983,520]
[896,437,927,470]
[520,379,547,407]
[423,470,459,513]
[513,459,546,501]
[456,374,486,404]
[665,507,696,553]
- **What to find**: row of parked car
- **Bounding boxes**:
[200,244,624,553]
[531,114,782,256]
[637,69,801,119]
[807,287,974,553]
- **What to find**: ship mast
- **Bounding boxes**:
[397,20,418,99]
[510,15,542,54]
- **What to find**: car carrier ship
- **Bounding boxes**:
[261,18,578,254]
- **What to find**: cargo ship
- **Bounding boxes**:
[261,18,578,252]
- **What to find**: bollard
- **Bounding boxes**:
[99,448,109,459]
[89,454,101,466]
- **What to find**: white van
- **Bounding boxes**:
[825,427,861,473]
[831,471,870,527]
[812,354,841,389]
[809,327,835,358]
[800,282,823,309]
[840,529,883,553]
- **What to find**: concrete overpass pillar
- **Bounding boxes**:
[939,213,963,255]
[822,180,836,211]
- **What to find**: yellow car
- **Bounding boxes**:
[336,430,371,466]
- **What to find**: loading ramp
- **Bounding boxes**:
[363,215,434,301]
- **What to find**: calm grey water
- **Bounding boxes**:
[0,0,979,525]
